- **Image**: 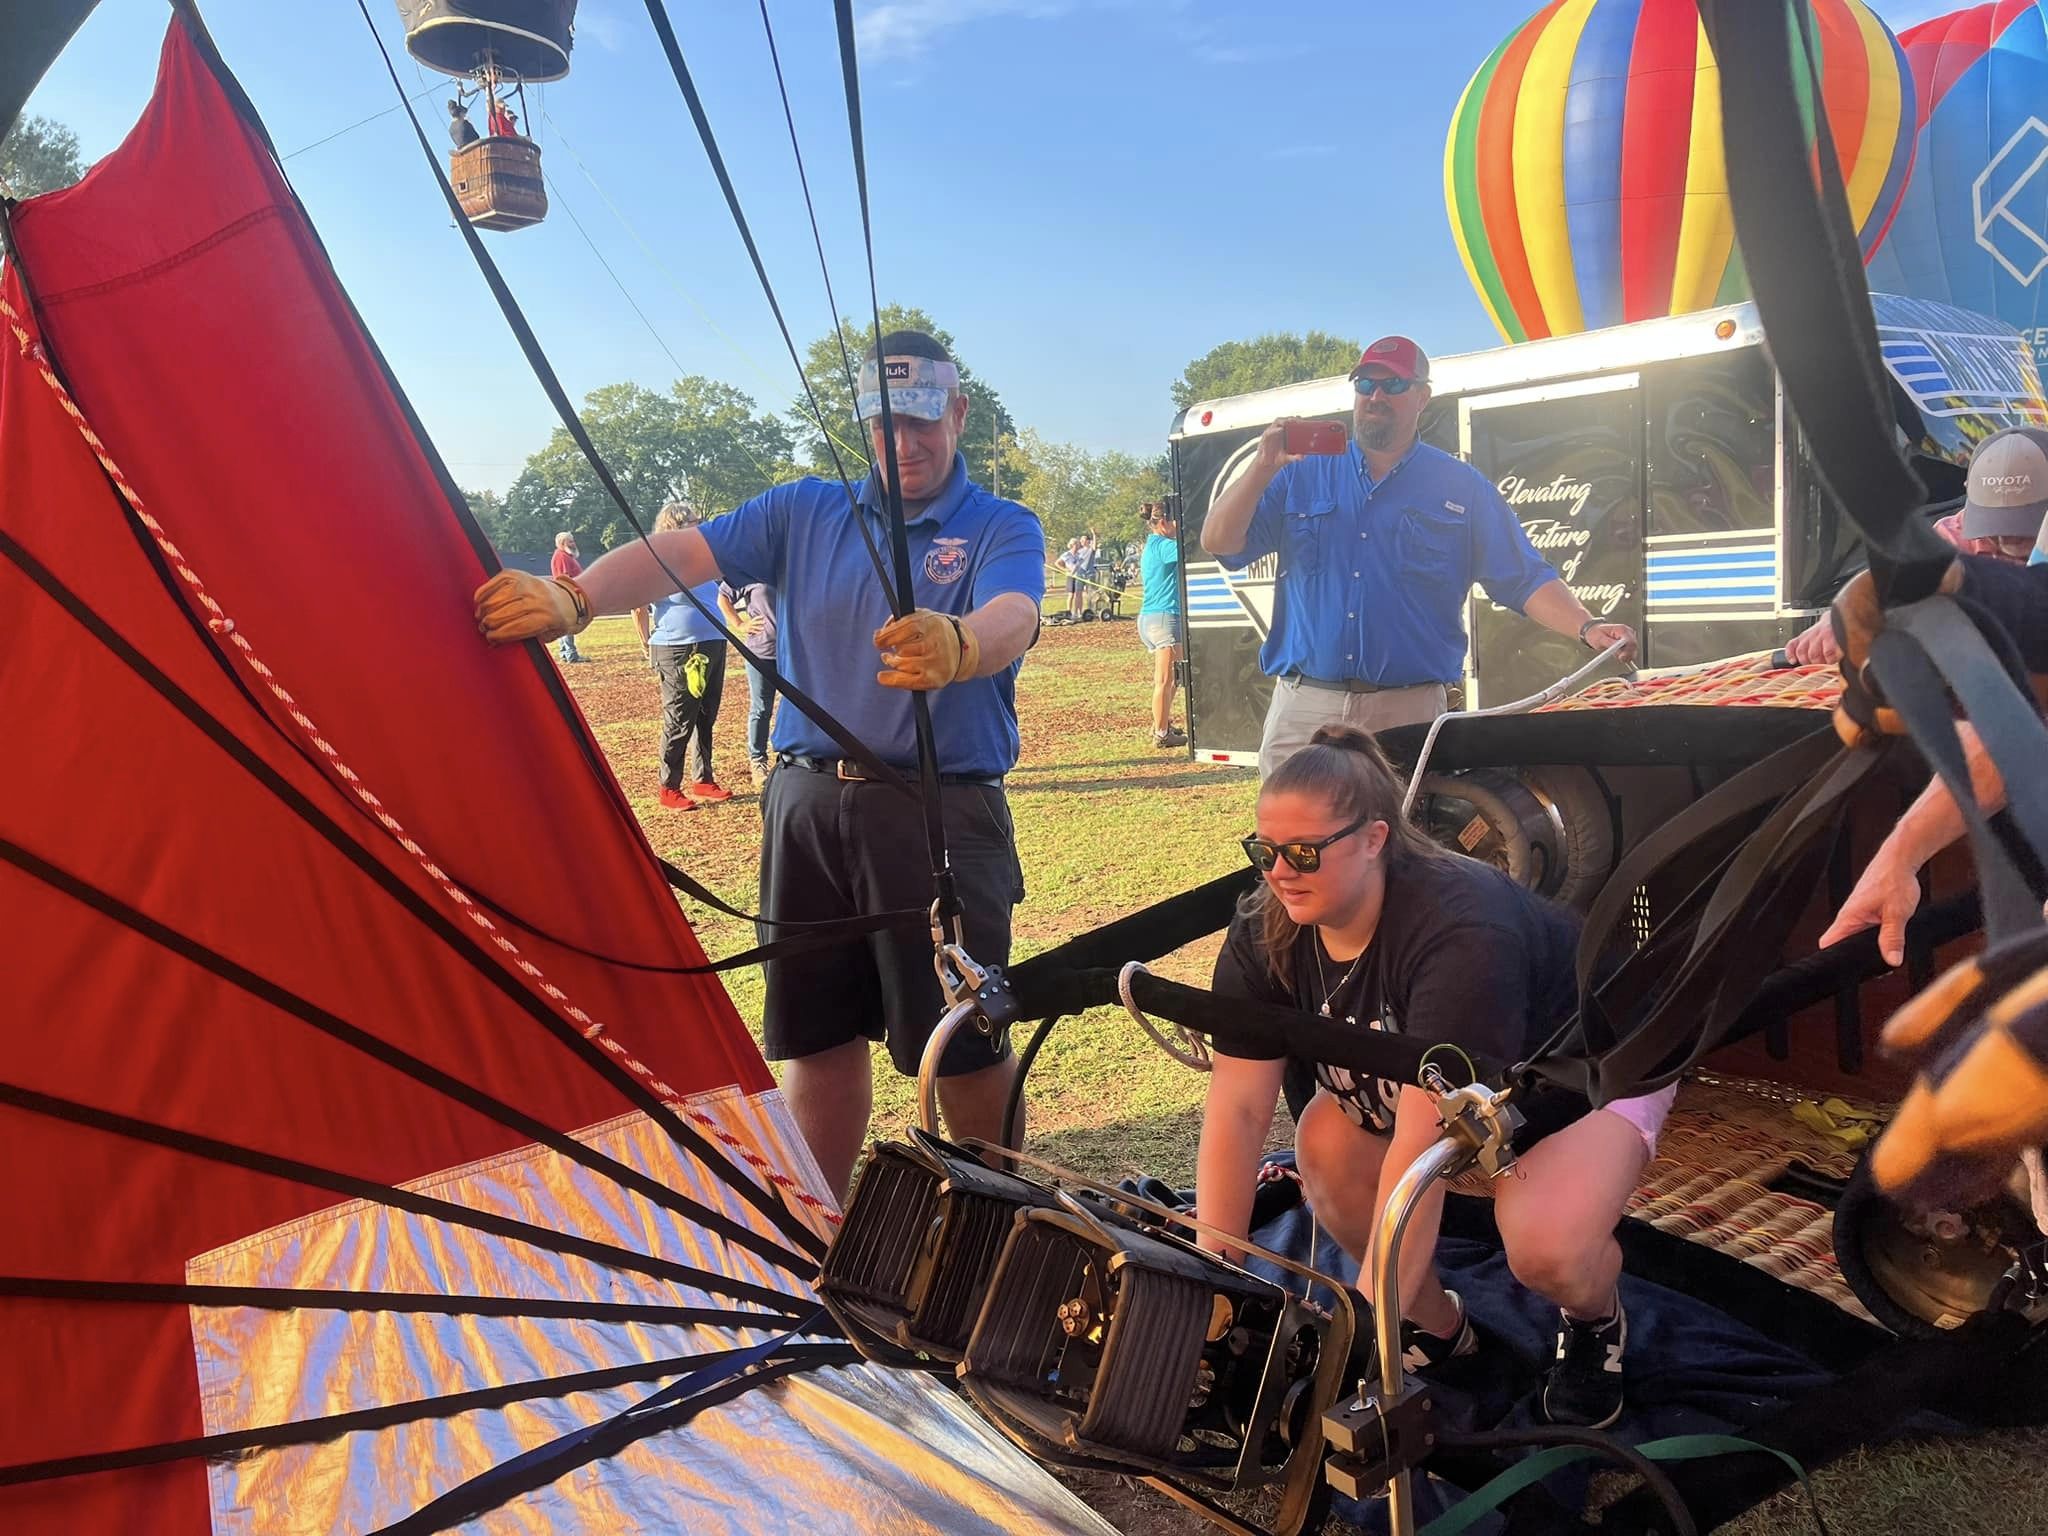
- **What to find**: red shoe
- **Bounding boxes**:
[688,780,734,803]
[657,786,698,811]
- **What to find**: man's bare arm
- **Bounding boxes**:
[961,592,1040,677]
[575,527,722,614]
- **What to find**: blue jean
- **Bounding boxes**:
[556,633,583,663]
[745,657,777,764]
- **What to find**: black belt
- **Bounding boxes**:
[776,753,1003,788]
[1284,674,1443,696]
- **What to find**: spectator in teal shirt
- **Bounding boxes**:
[1138,500,1186,748]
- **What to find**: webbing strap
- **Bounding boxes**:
[830,0,958,930]
[372,1312,845,1536]
[1702,0,1947,604]
[1420,1434,1820,1536]
[354,2,915,802]
[0,1081,813,1316]
[0,1342,811,1490]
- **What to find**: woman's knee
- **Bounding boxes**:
[1295,1096,1380,1213]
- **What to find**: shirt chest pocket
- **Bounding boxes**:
[1281,499,1338,578]
[1396,505,1468,582]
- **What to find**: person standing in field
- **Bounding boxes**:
[1138,501,1186,748]
[635,503,733,811]
[549,532,586,664]
[719,578,779,792]
[473,328,1044,1198]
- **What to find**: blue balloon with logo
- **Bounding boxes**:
[1866,3,2048,360]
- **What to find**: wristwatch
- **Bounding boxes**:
[1577,617,1601,645]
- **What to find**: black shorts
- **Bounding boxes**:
[758,764,1026,1075]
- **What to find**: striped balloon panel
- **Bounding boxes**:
[1864,3,2048,350]
[1446,0,1915,342]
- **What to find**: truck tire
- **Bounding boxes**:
[1520,765,1616,911]
[1414,770,1563,896]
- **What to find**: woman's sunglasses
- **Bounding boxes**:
[1352,375,1415,398]
[1241,812,1370,875]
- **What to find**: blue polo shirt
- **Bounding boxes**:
[702,454,1046,777]
[647,579,726,646]
[1219,441,1557,685]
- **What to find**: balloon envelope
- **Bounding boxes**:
[1866,2,2048,364]
[1446,0,1915,343]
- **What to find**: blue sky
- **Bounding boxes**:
[20,0,1951,495]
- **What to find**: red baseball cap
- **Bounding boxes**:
[1351,335,1430,384]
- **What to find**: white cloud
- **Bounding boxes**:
[578,5,629,53]
[857,0,1079,63]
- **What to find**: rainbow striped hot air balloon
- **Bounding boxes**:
[1445,0,1916,343]
[1865,3,2048,359]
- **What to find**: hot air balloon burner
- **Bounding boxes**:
[819,1129,1061,1365]
[947,1144,1354,1535]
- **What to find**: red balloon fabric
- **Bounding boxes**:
[0,18,772,1532]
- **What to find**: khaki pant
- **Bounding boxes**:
[1258,676,1447,778]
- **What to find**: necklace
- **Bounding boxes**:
[1313,932,1370,1019]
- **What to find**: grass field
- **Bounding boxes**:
[559,612,2045,1536]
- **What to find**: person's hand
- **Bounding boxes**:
[1783,613,1841,667]
[1829,562,1962,748]
[1869,931,2048,1201]
[641,641,654,669]
[1255,421,1305,475]
[1581,620,1638,665]
[875,609,979,690]
[1817,845,1921,967]
[736,614,761,639]
[474,571,589,644]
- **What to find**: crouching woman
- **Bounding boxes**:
[1195,725,1675,1428]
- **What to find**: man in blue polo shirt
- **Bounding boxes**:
[473,330,1045,1197]
[1201,335,1637,775]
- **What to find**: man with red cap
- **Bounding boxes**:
[1201,335,1637,774]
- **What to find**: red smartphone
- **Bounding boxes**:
[1283,419,1349,456]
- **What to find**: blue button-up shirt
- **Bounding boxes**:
[702,454,1046,776]
[1219,441,1557,685]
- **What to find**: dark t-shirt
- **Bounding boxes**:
[1211,852,1580,1132]
[1960,555,2048,670]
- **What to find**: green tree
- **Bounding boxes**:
[1002,432,1169,555]
[491,377,792,559]
[792,305,1015,492]
[0,115,83,199]
[1169,331,1363,412]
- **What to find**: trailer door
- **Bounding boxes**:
[1458,375,1644,707]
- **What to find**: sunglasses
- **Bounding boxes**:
[1241,812,1370,875]
[1352,375,1416,398]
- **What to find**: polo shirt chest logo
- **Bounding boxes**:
[925,536,969,584]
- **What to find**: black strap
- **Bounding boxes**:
[0,833,818,1279]
[0,1342,832,1490]
[1702,0,1950,606]
[0,524,825,1260]
[353,2,915,802]
[1005,867,1256,995]
[373,1343,859,1536]
[0,1275,796,1331]
[828,0,960,932]
[0,1081,812,1316]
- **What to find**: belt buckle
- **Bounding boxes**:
[835,759,864,782]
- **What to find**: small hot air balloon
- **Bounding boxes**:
[1445,0,1916,343]
[1865,2,2048,363]
[397,1,579,231]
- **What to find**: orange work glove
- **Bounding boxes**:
[1829,562,1962,750]
[874,609,979,691]
[1871,929,2048,1203]
[474,570,591,645]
